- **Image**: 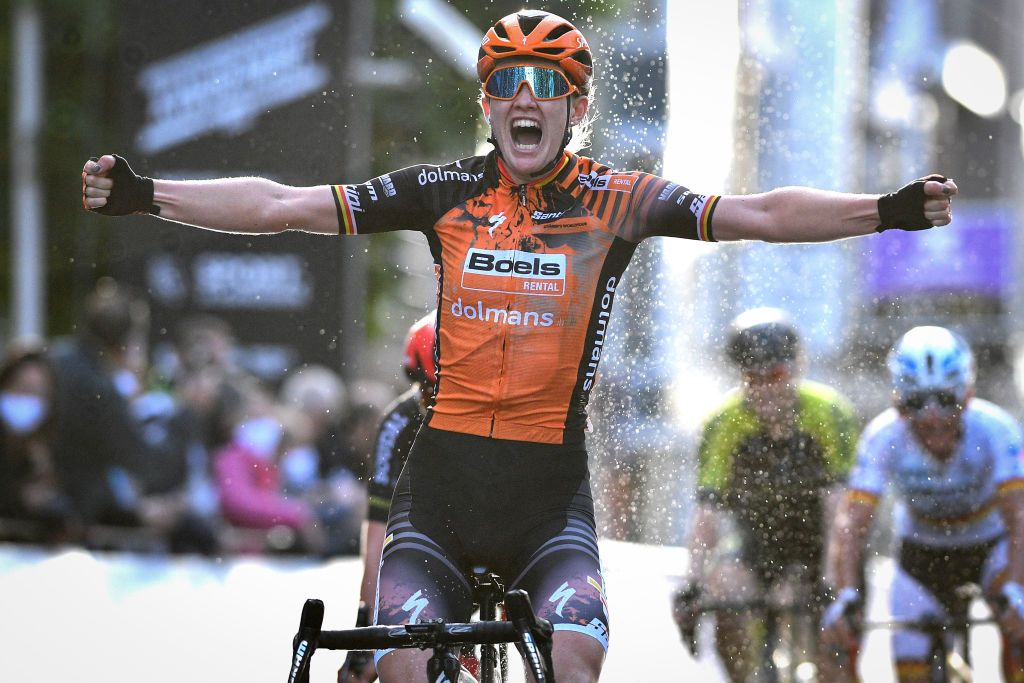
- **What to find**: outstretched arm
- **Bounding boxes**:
[712,176,957,243]
[82,154,339,235]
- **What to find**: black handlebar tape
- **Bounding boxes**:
[318,621,520,651]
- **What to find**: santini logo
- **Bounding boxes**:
[461,248,566,296]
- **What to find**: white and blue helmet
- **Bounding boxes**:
[887,326,974,403]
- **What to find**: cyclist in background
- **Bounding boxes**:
[339,312,437,683]
[674,308,859,681]
[823,326,1024,683]
[82,9,957,681]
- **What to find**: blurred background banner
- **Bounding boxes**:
[112,1,348,383]
[865,200,1015,300]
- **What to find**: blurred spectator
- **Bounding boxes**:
[169,315,246,450]
[48,278,154,528]
[320,378,391,483]
[0,340,78,543]
[176,314,238,376]
[212,380,326,555]
[279,365,363,555]
[129,387,221,555]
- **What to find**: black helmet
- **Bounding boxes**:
[725,308,799,369]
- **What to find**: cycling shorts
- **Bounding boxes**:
[373,426,610,665]
[897,536,1004,614]
[890,537,1007,663]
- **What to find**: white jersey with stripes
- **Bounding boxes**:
[848,398,1024,547]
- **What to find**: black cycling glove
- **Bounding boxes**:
[671,584,702,656]
[87,155,160,216]
[876,174,947,232]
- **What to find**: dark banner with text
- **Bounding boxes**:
[112,0,353,382]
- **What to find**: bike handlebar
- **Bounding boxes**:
[318,620,523,650]
[288,593,555,683]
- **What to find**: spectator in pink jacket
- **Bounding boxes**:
[213,412,325,554]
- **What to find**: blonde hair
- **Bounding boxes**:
[567,90,597,153]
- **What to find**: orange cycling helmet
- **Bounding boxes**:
[403,311,438,386]
[477,10,593,95]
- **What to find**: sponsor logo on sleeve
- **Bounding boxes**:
[688,194,709,218]
[461,248,566,296]
[417,165,485,186]
[577,171,636,192]
[657,182,679,202]
[365,182,378,202]
[343,185,364,213]
[380,173,397,197]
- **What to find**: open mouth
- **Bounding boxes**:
[510,118,543,151]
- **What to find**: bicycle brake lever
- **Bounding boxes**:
[289,599,324,683]
[504,590,554,683]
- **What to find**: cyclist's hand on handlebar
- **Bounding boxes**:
[998,581,1024,644]
[337,650,376,683]
[820,587,862,653]
[671,584,702,655]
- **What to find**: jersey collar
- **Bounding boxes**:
[496,152,574,189]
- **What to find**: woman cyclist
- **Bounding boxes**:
[82,10,957,682]
[822,327,1024,682]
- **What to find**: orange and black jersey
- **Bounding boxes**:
[332,151,719,445]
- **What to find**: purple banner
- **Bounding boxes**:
[864,200,1015,300]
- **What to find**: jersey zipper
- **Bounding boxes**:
[491,185,528,436]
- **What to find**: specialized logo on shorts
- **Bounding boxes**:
[402,589,429,623]
[549,582,576,617]
[461,248,566,296]
[578,171,636,192]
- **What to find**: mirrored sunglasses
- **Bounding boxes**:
[900,390,962,413]
[484,65,576,101]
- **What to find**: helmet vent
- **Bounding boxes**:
[572,50,592,67]
[518,13,545,36]
[545,24,573,41]
[535,47,564,55]
[490,45,515,54]
[493,22,509,40]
